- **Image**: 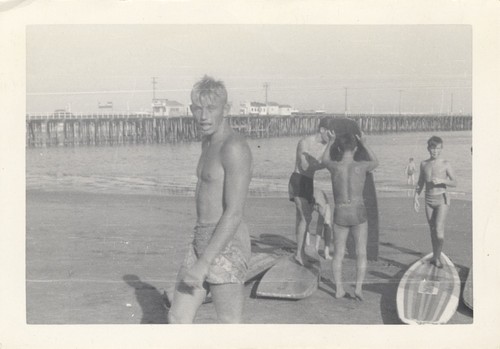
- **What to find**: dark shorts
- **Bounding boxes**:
[179,223,251,285]
[425,192,450,209]
[333,204,367,227]
[288,172,314,204]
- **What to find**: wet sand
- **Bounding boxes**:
[26,190,472,324]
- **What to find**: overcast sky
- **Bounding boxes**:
[27,24,472,115]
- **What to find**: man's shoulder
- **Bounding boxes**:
[302,134,317,142]
[299,134,316,147]
[439,158,452,167]
[221,132,251,159]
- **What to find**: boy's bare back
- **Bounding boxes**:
[329,161,371,204]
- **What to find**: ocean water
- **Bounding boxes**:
[26,131,472,200]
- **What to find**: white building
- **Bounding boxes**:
[279,104,292,116]
[240,101,293,116]
[152,99,189,117]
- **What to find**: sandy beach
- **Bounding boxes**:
[25,190,472,324]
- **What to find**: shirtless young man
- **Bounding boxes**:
[305,188,333,260]
[414,136,457,268]
[168,76,252,323]
[289,117,330,265]
[321,131,378,300]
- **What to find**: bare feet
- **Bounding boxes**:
[430,258,443,269]
[294,253,312,267]
[335,289,346,299]
[353,291,364,301]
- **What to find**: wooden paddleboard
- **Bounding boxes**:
[330,118,379,261]
[256,255,321,299]
[462,268,473,310]
[396,252,460,324]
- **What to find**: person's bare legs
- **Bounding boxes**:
[332,223,349,298]
[294,197,313,265]
[351,222,368,300]
[323,224,333,260]
[168,269,208,324]
[425,203,448,268]
[210,283,245,323]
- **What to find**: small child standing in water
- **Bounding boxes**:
[405,157,417,185]
[414,136,457,268]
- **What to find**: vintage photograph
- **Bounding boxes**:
[25,24,472,325]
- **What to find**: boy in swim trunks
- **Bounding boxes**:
[168,76,252,323]
[289,117,331,265]
[321,130,378,300]
[305,188,333,260]
[414,136,457,268]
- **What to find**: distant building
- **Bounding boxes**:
[152,99,189,117]
[239,101,293,116]
[279,104,292,116]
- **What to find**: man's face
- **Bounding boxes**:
[428,144,443,159]
[190,94,228,136]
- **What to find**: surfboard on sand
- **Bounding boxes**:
[329,118,379,261]
[462,268,473,310]
[256,256,321,299]
[396,252,461,324]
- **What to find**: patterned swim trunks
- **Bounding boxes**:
[180,223,251,285]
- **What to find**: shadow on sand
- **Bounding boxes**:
[123,274,168,324]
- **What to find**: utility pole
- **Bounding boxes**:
[450,93,454,115]
[263,82,269,105]
[152,77,158,101]
[398,90,403,116]
[344,87,348,116]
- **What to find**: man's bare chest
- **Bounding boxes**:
[197,146,224,182]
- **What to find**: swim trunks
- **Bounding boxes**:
[333,201,367,227]
[425,192,450,209]
[179,223,251,285]
[288,172,315,204]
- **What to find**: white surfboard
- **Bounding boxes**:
[397,252,460,324]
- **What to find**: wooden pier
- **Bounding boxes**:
[26,113,472,147]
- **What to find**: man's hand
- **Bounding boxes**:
[413,197,420,212]
[181,260,210,289]
[432,178,445,185]
[326,130,335,142]
[355,132,366,144]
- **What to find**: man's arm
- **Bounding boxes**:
[413,162,425,212]
[356,134,379,172]
[433,161,457,187]
[296,140,311,172]
[320,131,336,169]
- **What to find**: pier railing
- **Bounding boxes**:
[26,114,472,147]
